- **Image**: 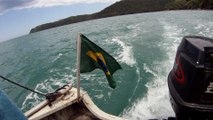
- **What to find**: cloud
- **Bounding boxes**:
[0,0,120,13]
[0,0,32,13]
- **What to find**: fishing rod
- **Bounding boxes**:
[0,75,73,105]
[0,75,45,96]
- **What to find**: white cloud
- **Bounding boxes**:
[26,0,119,8]
[0,0,120,13]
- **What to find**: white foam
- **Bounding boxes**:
[52,53,63,62]
[126,24,142,38]
[162,21,183,63]
[143,63,158,77]
[107,91,112,97]
[21,72,76,111]
[94,94,104,99]
[121,63,174,120]
[128,65,142,102]
[111,37,136,67]
[121,21,183,119]
[81,74,96,81]
[21,92,43,111]
[195,22,213,37]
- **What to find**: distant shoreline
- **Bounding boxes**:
[30,0,213,33]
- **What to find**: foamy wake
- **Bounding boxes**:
[21,72,76,111]
[128,65,141,102]
[195,22,213,38]
[161,21,183,64]
[105,35,141,101]
[52,53,63,62]
[126,24,142,38]
[121,62,174,119]
[121,21,182,119]
[111,37,136,67]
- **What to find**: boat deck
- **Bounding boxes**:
[25,88,124,120]
[42,101,100,120]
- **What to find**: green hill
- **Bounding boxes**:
[30,0,213,33]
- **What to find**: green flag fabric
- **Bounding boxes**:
[80,34,122,88]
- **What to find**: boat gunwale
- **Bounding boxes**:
[25,88,125,120]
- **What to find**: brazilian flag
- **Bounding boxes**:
[80,34,122,89]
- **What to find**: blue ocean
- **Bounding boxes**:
[0,10,213,119]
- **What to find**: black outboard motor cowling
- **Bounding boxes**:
[168,36,213,120]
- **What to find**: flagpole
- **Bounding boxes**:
[76,32,81,100]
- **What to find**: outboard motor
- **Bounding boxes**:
[168,36,213,120]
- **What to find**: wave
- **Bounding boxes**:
[111,37,136,67]
[126,24,142,38]
[52,53,63,62]
[195,22,213,38]
[128,64,142,102]
[121,20,183,119]
[121,62,174,119]
[21,71,76,111]
[105,35,141,102]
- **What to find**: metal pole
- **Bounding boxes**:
[76,33,81,99]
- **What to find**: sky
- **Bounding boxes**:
[0,0,120,42]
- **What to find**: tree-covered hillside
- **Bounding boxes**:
[30,0,213,33]
[168,0,213,9]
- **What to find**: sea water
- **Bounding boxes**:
[0,10,213,120]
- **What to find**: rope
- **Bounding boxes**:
[0,75,46,96]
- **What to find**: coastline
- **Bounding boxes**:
[30,0,213,33]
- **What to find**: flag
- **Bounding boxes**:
[79,34,122,89]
